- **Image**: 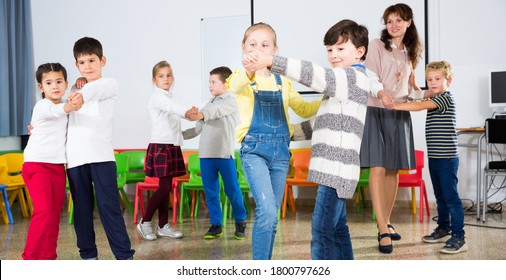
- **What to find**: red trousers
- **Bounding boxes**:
[21,162,66,260]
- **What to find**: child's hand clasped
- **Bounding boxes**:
[68,92,83,111]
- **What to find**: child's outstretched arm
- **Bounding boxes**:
[182,121,203,140]
[393,100,437,112]
[244,50,369,100]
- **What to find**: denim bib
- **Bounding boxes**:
[246,74,289,137]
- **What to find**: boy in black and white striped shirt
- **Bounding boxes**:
[394,61,467,254]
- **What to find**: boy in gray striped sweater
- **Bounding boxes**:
[243,19,370,259]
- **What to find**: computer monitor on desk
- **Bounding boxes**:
[489,70,506,118]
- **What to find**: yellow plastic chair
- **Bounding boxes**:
[3,153,33,215]
[0,154,30,218]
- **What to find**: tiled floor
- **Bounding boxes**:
[1,198,506,260]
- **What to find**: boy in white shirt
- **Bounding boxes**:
[66,37,134,260]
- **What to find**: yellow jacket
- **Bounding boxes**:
[226,70,321,142]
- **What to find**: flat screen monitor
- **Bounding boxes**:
[489,70,506,112]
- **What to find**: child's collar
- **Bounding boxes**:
[352,63,365,70]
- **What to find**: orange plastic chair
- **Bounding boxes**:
[282,148,318,218]
[398,149,430,222]
[0,154,31,218]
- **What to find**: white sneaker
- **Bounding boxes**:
[136,220,157,241]
[157,223,183,238]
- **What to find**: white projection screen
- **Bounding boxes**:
[253,0,427,92]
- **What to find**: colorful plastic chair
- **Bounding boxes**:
[355,168,369,212]
[0,183,14,224]
[67,154,132,224]
[282,148,318,218]
[0,154,30,218]
[115,153,134,215]
[221,151,251,225]
[179,153,208,223]
[119,150,147,185]
[133,150,196,224]
[398,149,430,222]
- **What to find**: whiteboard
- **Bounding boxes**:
[201,15,251,99]
[253,0,427,92]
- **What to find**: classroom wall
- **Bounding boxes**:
[2,0,505,205]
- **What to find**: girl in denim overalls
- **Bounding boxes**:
[227,23,320,260]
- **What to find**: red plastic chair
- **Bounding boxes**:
[133,150,196,224]
[398,150,430,222]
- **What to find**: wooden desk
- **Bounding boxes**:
[456,127,485,220]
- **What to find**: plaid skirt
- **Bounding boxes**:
[144,143,186,178]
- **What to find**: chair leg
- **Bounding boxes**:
[69,200,74,225]
[288,186,296,213]
[359,186,366,208]
[119,187,134,216]
[190,191,196,218]
[420,181,430,222]
[423,182,430,217]
[355,190,361,213]
[282,185,288,218]
[179,187,185,224]
[67,193,72,213]
[134,186,140,224]
[1,188,14,224]
[411,187,416,215]
[222,196,229,226]
[24,186,34,216]
[10,188,29,218]
[172,181,179,224]
[244,192,251,215]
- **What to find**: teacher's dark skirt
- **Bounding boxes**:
[360,107,416,170]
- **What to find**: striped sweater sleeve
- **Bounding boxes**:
[271,56,348,100]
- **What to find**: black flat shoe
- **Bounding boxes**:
[388,224,401,241]
[378,233,393,254]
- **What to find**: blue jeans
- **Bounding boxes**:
[241,134,290,260]
[428,157,465,237]
[200,157,247,226]
[311,185,353,260]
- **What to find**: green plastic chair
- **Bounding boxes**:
[115,153,134,216]
[230,150,281,221]
[355,168,376,220]
[67,153,134,224]
[222,151,251,224]
[119,150,147,185]
[179,153,207,223]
